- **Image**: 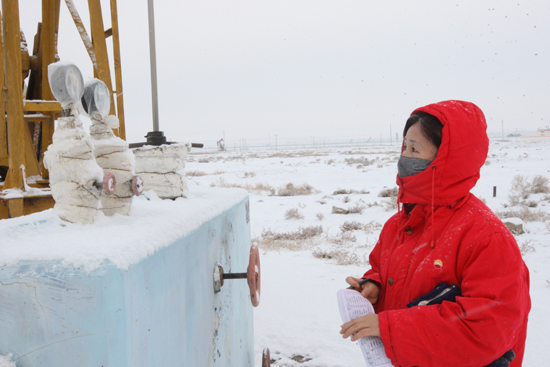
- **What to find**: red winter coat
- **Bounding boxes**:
[363,101,531,367]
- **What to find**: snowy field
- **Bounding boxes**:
[186,139,550,366]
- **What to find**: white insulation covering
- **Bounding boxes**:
[90,119,136,216]
[133,144,188,199]
[43,116,104,224]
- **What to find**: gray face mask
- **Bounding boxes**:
[398,156,432,178]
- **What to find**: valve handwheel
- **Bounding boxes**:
[247,245,261,307]
[131,175,144,196]
[102,172,116,195]
[262,347,271,367]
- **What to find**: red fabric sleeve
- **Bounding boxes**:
[378,232,530,367]
[363,239,383,289]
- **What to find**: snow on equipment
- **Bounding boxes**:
[0,1,266,366]
[0,0,125,219]
[82,78,142,215]
[133,143,188,199]
[44,62,116,224]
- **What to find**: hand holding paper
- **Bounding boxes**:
[345,277,380,304]
[340,313,380,339]
[337,289,393,367]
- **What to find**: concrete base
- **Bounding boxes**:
[0,198,253,366]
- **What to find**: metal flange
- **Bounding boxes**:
[213,245,261,307]
[102,172,116,195]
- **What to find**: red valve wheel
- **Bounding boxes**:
[103,172,116,195]
[131,175,144,196]
[262,347,271,367]
[247,245,261,307]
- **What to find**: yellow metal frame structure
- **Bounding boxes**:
[0,0,126,219]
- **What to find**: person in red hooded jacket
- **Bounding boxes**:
[340,100,530,366]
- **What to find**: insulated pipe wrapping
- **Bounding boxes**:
[83,78,139,216]
[133,144,188,199]
[90,121,136,216]
[44,116,104,224]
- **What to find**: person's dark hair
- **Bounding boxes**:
[403,111,443,149]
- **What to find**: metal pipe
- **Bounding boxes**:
[110,0,126,140]
[222,273,248,279]
[64,0,97,72]
[2,0,25,190]
[147,0,159,132]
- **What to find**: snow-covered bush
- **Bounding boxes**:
[284,208,304,220]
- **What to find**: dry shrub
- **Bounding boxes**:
[210,178,274,193]
[255,226,324,251]
[274,183,316,196]
[329,231,357,245]
[333,188,370,195]
[520,239,536,256]
[312,249,362,265]
[509,175,532,203]
[508,175,550,206]
[340,221,363,232]
[316,213,324,221]
[269,151,327,158]
[262,226,323,241]
[223,156,246,162]
[383,198,398,211]
[347,203,366,214]
[243,172,256,178]
[364,201,380,208]
[342,150,368,155]
[343,196,350,203]
[344,157,374,166]
[285,208,304,220]
[378,187,399,197]
[531,175,550,194]
[363,220,383,233]
[496,207,550,223]
[340,220,382,233]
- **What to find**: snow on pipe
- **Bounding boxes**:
[44,62,116,224]
[81,79,143,216]
[133,143,188,199]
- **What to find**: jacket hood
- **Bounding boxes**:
[397,100,489,206]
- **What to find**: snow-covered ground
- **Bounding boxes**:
[185,139,550,366]
[1,139,547,366]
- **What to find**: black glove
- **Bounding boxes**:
[407,283,514,367]
[484,349,515,367]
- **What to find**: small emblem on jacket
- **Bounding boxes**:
[434,259,443,269]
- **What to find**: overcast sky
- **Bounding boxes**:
[19,0,550,147]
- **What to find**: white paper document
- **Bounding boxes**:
[337,289,394,367]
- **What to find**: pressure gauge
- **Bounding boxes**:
[81,79,111,120]
[47,62,84,109]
